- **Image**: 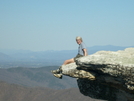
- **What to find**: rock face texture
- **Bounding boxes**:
[61,48,134,101]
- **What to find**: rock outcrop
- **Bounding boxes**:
[61,48,134,101]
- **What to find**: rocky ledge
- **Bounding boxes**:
[61,48,134,101]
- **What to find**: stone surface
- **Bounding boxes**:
[61,48,134,101]
[62,63,95,80]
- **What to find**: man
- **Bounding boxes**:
[51,36,88,79]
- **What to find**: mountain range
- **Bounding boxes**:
[0,66,105,101]
[0,81,104,101]
[0,45,133,101]
[0,45,133,68]
[0,66,77,89]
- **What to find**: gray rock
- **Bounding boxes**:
[60,48,134,101]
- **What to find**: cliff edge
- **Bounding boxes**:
[61,48,134,101]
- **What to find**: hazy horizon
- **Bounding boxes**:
[1,0,134,51]
[0,45,134,52]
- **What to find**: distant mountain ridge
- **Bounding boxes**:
[0,66,77,89]
[0,45,133,68]
[0,52,11,61]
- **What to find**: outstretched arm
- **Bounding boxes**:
[83,48,88,56]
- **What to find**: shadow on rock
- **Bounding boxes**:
[77,78,134,101]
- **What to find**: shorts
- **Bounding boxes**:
[74,54,83,62]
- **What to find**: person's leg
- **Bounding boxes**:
[63,58,75,65]
[51,58,74,73]
[51,58,75,79]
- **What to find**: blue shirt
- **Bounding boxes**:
[78,42,87,55]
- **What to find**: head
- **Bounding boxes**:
[76,36,83,45]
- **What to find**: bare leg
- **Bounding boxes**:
[51,58,74,74]
[51,58,75,79]
[63,58,75,65]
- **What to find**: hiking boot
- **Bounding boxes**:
[51,69,60,74]
[53,74,62,79]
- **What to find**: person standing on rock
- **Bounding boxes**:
[51,36,88,79]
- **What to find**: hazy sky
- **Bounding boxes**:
[0,0,134,51]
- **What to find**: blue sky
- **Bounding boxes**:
[0,0,134,51]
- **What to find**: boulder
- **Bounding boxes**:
[61,48,134,101]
